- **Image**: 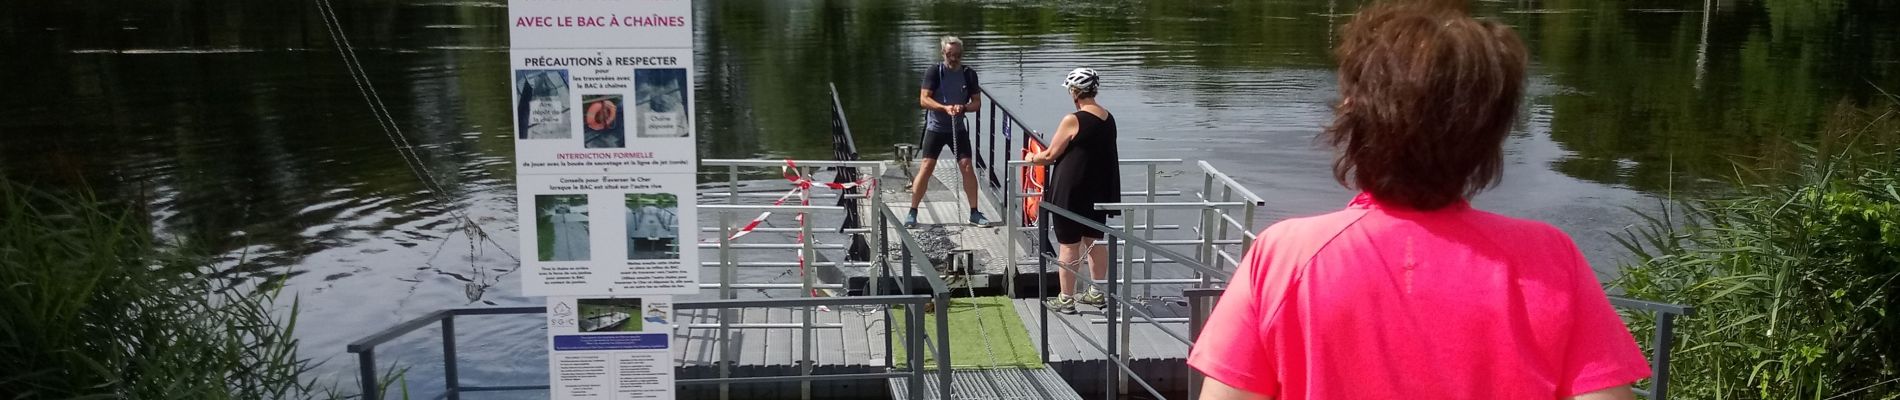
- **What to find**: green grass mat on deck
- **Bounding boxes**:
[891,296,1044,370]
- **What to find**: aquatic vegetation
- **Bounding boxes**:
[1614,101,1900,399]
[0,179,323,399]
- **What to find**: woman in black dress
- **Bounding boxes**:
[1027,67,1119,314]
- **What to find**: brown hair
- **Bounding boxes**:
[1325,1,1527,210]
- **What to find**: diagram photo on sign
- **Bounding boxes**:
[514,69,571,140]
[576,298,642,333]
[633,68,690,138]
[535,194,590,262]
[625,193,679,260]
[581,94,625,148]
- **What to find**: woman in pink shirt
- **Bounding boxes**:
[1187,2,1653,399]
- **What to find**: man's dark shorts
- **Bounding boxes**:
[920,119,972,160]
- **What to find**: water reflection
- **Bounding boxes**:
[1,0,1896,396]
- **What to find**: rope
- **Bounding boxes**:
[312,0,520,270]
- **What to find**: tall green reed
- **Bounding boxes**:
[0,178,319,399]
[1614,100,1900,399]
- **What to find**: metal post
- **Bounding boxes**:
[718,211,734,400]
[1188,293,1207,400]
[880,210,894,370]
[1104,234,1121,398]
[1142,164,1156,298]
[799,184,816,400]
[441,317,460,400]
[1038,207,1051,364]
[1200,173,1217,289]
[1241,200,1258,255]
[986,112,997,189]
[357,349,378,400]
[902,236,913,288]
[1217,187,1234,245]
[728,165,739,205]
[1652,314,1677,400]
[1198,207,1217,285]
[935,293,953,400]
[1003,145,1017,298]
[1117,218,1133,396]
[1039,153,1053,364]
[907,303,926,398]
[719,164,738,400]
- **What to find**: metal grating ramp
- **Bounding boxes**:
[888,368,1083,400]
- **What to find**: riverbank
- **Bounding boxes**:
[1614,101,1900,398]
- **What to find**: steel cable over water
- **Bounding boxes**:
[310,0,521,276]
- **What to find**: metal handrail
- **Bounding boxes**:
[875,205,955,399]
[1040,201,1695,400]
[1195,161,1265,206]
[347,156,952,400]
[1035,203,1228,399]
[700,159,889,168]
[345,296,934,399]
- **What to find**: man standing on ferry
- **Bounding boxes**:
[908,35,990,228]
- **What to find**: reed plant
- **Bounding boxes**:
[1613,101,1900,399]
[0,178,320,399]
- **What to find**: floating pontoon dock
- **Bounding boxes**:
[346,85,1694,400]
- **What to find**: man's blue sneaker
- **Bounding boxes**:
[905,211,919,228]
[970,210,991,227]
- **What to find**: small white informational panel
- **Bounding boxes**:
[546,296,677,400]
[511,0,693,398]
[511,0,697,296]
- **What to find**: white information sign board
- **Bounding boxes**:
[511,1,693,398]
[546,296,677,400]
[512,0,697,296]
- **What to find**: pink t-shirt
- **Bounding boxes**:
[1186,193,1651,399]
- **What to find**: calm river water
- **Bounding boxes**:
[1,0,1896,396]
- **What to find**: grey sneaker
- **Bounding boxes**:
[905,210,919,228]
[1079,288,1106,307]
[1044,294,1077,314]
[969,210,991,227]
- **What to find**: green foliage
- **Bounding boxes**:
[1614,102,1900,399]
[0,179,320,399]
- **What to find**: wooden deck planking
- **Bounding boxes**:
[1012,297,1196,363]
[762,307,791,367]
[674,305,887,370]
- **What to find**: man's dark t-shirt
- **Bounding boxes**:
[922,63,979,132]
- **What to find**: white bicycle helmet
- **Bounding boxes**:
[1062,67,1100,91]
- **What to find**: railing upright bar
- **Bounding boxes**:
[441,317,460,400]
[1119,217,1135,395]
[798,178,816,400]
[1652,313,1677,400]
[995,99,1010,194]
[1104,233,1122,398]
[880,210,894,370]
[1185,288,1223,400]
[1142,163,1157,298]
[907,302,926,398]
[1038,144,1053,364]
[718,211,734,400]
[1200,173,1217,289]
[358,349,378,399]
[1002,121,1018,297]
[935,292,953,399]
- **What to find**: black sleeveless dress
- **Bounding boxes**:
[1045,110,1121,244]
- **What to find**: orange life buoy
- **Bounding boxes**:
[585,98,619,131]
[1021,141,1047,225]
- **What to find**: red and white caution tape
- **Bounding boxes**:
[717,160,876,305]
